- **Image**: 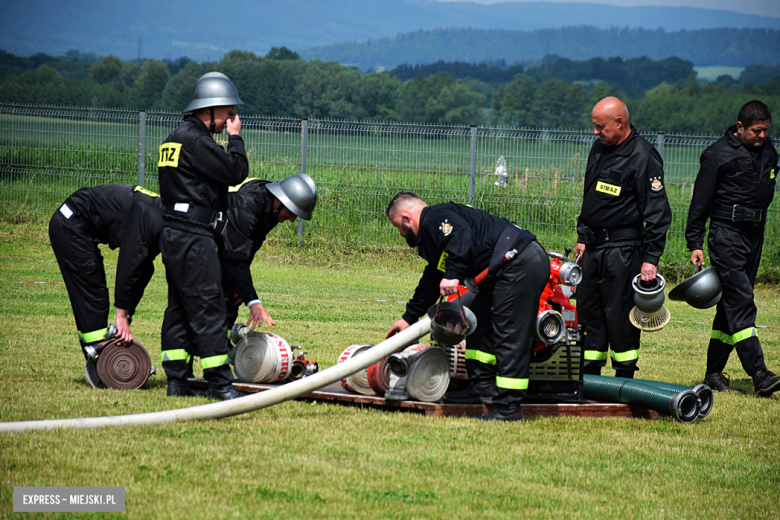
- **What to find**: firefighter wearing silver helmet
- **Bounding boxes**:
[158,72,249,400]
[183,73,243,133]
[266,173,318,221]
[221,174,318,335]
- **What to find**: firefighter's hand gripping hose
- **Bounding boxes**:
[0,318,433,433]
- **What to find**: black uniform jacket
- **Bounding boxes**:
[685,126,778,250]
[222,179,279,305]
[158,115,249,221]
[113,188,164,313]
[577,125,671,265]
[63,184,135,249]
[402,202,535,324]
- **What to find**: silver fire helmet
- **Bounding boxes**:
[183,73,243,114]
[668,267,722,309]
[267,173,318,221]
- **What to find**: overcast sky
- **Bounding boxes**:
[433,0,780,18]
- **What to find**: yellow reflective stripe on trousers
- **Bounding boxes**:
[711,327,757,346]
[465,349,496,365]
[496,376,529,390]
[611,349,639,362]
[584,350,608,361]
[79,328,108,344]
[201,354,229,369]
[161,349,191,364]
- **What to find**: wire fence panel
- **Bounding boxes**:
[1,103,778,266]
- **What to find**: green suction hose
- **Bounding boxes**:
[628,379,713,419]
[583,375,701,423]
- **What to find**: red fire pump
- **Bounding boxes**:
[444,247,584,401]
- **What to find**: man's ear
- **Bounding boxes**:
[735,121,744,133]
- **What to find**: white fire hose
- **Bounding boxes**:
[0,318,432,433]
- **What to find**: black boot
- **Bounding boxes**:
[474,405,524,422]
[208,383,245,401]
[703,372,746,393]
[167,379,200,397]
[84,359,106,389]
[753,369,780,397]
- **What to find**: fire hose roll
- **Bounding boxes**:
[367,358,391,396]
[338,345,376,395]
[403,347,450,402]
[96,340,152,390]
[583,375,701,423]
[233,330,292,384]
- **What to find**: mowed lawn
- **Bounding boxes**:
[0,221,779,519]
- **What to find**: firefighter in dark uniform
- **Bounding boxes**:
[685,99,780,397]
[222,174,317,335]
[48,184,161,387]
[573,97,672,378]
[113,187,164,344]
[385,192,550,422]
[158,73,249,400]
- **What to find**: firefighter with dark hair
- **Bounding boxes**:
[49,184,162,388]
[385,192,550,422]
[685,99,780,397]
[222,174,317,334]
[573,96,672,379]
[158,73,249,400]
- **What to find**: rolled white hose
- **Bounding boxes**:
[0,318,432,433]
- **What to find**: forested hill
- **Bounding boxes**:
[299,27,780,71]
[2,0,779,62]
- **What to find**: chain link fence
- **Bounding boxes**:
[1,103,778,267]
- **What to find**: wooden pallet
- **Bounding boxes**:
[189,378,661,419]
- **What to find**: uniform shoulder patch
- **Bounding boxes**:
[650,176,664,192]
[439,219,453,236]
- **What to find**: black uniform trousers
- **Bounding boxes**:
[160,222,233,386]
[470,241,550,408]
[48,209,110,349]
[706,222,766,376]
[578,240,642,372]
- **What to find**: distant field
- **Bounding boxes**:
[694,66,744,82]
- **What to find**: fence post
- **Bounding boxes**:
[469,124,477,206]
[138,109,146,187]
[656,131,665,161]
[298,118,309,246]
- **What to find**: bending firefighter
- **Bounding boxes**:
[49,184,163,387]
[385,192,550,422]
[222,173,317,337]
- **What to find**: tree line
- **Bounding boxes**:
[300,26,780,70]
[1,48,780,134]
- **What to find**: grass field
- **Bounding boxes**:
[1,221,779,519]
